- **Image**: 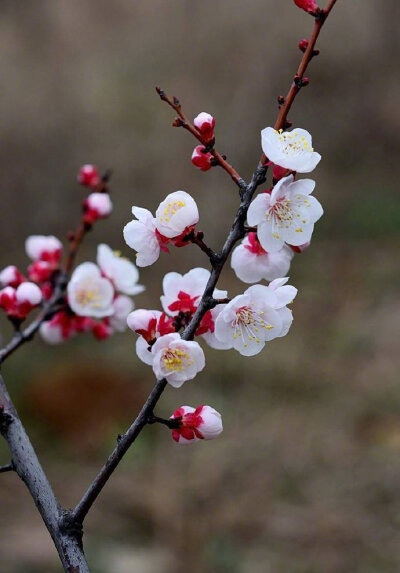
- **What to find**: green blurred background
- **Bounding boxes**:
[1,1,400,572]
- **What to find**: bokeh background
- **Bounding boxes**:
[1,1,400,572]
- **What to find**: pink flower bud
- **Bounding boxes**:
[84,192,113,224]
[170,405,223,444]
[25,235,62,264]
[0,265,25,288]
[193,112,215,142]
[15,282,43,306]
[293,0,319,14]
[191,145,213,172]
[77,164,101,189]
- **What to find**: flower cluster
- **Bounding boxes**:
[41,244,144,343]
[0,235,62,323]
[121,119,323,444]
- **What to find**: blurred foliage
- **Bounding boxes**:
[1,1,400,572]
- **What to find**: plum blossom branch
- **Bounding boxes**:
[156,86,245,187]
[68,3,340,530]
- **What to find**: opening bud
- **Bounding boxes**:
[191,145,213,172]
[193,112,215,142]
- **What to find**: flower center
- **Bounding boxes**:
[232,305,274,347]
[277,130,313,155]
[162,347,193,372]
[267,198,293,224]
[75,285,101,308]
[160,200,186,223]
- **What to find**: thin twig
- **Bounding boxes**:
[0,462,14,473]
[156,87,245,187]
[261,0,338,164]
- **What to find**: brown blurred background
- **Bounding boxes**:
[1,1,400,572]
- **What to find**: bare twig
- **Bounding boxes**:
[156,87,245,187]
[0,462,14,473]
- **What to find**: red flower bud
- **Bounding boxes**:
[77,164,101,189]
[293,0,319,14]
[298,38,309,52]
[191,145,213,172]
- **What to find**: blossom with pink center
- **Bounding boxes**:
[231,232,294,283]
[127,309,175,365]
[123,207,162,267]
[161,268,227,316]
[193,112,215,141]
[261,127,321,173]
[84,192,113,223]
[247,174,323,253]
[67,262,114,318]
[151,333,205,387]
[160,267,229,346]
[25,235,62,264]
[0,265,25,288]
[97,244,145,296]
[191,145,213,171]
[170,405,223,444]
[214,280,297,356]
[155,191,199,239]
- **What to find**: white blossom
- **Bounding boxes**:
[151,333,205,387]
[214,281,297,356]
[247,175,323,253]
[231,232,294,283]
[97,244,145,296]
[261,127,321,173]
[123,207,161,267]
[67,262,114,318]
[155,191,199,239]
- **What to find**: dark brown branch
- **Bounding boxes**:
[0,462,14,473]
[156,87,245,187]
[68,377,168,526]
